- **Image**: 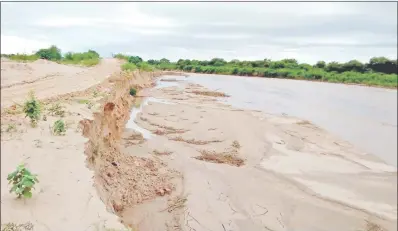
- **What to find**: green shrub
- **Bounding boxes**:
[7,164,39,199]
[122,63,137,71]
[6,54,39,62]
[35,45,62,61]
[23,92,41,127]
[129,88,137,96]
[80,58,100,66]
[52,119,66,135]
[113,53,129,60]
[60,50,100,66]
[137,62,155,71]
[128,56,143,65]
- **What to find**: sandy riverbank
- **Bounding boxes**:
[115,77,397,231]
[0,58,160,230]
[1,57,396,231]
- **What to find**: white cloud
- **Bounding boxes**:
[1,2,396,63]
[1,35,51,54]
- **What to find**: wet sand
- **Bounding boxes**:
[120,77,397,231]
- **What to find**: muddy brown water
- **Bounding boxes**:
[182,74,397,167]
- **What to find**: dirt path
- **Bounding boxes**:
[116,79,397,231]
[1,58,122,109]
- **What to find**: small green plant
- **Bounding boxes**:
[77,99,90,104]
[6,123,17,133]
[52,119,66,135]
[129,88,137,96]
[35,45,62,61]
[121,63,137,71]
[23,92,41,127]
[7,164,39,199]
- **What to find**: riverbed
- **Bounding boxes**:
[184,74,397,166]
[122,74,397,231]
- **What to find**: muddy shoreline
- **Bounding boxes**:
[96,75,396,230]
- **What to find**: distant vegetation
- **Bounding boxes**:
[1,53,39,62]
[2,47,396,87]
[115,53,155,72]
[1,45,100,67]
[61,50,100,66]
[114,54,397,88]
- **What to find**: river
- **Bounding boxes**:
[183,74,397,166]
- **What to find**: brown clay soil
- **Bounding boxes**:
[1,58,397,231]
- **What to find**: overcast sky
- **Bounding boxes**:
[1,1,397,64]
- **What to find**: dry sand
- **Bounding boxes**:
[1,58,122,109]
[1,59,132,230]
[1,58,396,231]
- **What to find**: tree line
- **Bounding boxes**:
[1,45,101,66]
[2,47,396,88]
[114,54,397,88]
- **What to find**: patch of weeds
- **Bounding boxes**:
[232,140,241,149]
[129,88,137,96]
[195,150,244,167]
[5,104,23,115]
[23,91,41,127]
[153,149,173,156]
[121,62,137,72]
[7,164,39,199]
[77,99,90,104]
[1,222,34,231]
[113,53,129,60]
[47,103,65,117]
[6,123,17,133]
[51,119,66,135]
[76,99,94,109]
